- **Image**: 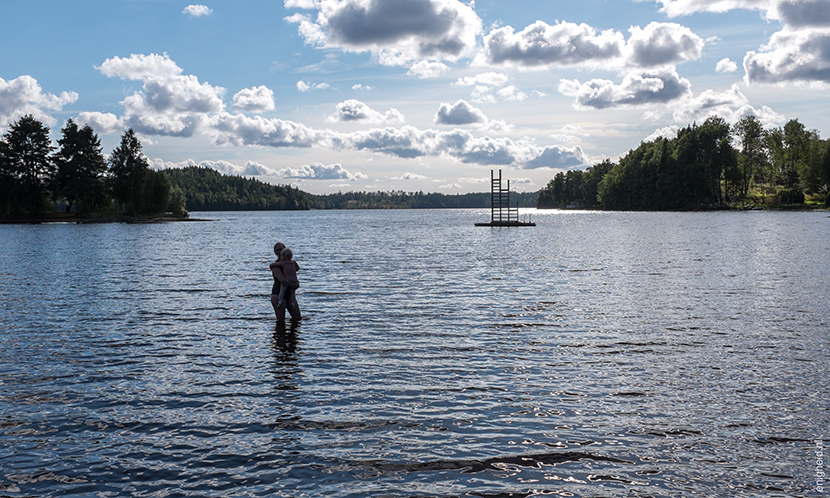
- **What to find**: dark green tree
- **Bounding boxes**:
[109,129,149,214]
[167,186,188,217]
[537,161,613,209]
[2,115,55,214]
[799,134,826,195]
[732,115,767,201]
[584,159,614,206]
[766,119,812,190]
[140,170,171,214]
[53,119,108,213]
[695,116,734,206]
[537,172,565,208]
[765,127,785,187]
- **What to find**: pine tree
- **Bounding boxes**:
[54,119,108,213]
[109,129,149,214]
[2,115,55,214]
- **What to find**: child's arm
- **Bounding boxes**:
[269,260,283,269]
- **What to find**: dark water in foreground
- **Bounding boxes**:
[1,209,828,497]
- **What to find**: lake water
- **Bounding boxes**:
[1,209,828,497]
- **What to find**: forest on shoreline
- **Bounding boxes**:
[537,116,830,210]
[3,114,828,223]
[162,166,539,211]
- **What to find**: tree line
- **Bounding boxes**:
[161,166,539,211]
[306,189,538,209]
[1,115,186,218]
[538,116,830,210]
[162,166,310,211]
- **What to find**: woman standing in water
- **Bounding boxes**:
[270,242,301,322]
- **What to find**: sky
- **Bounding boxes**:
[2,0,830,195]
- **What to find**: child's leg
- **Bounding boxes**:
[277,284,287,306]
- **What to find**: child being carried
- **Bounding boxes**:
[270,247,300,309]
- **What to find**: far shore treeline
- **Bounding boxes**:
[2,114,829,221]
[163,166,538,211]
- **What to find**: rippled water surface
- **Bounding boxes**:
[1,209,828,497]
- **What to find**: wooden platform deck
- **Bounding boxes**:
[474,220,536,227]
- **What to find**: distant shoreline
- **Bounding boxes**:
[0,214,205,225]
[3,205,826,224]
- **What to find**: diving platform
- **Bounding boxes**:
[475,170,536,227]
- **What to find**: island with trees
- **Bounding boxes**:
[1,115,186,222]
[537,116,830,210]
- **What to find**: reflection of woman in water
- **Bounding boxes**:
[270,242,301,322]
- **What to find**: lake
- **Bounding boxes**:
[1,209,828,497]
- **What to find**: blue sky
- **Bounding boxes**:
[2,0,829,194]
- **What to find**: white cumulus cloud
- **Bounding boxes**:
[284,0,482,65]
[672,84,786,126]
[481,20,704,70]
[96,53,225,137]
[0,75,78,129]
[182,4,213,17]
[390,172,428,180]
[281,162,367,180]
[716,58,738,72]
[625,22,704,68]
[482,20,625,68]
[744,28,830,85]
[327,99,405,123]
[434,100,487,125]
[453,72,510,87]
[643,125,681,142]
[284,0,319,8]
[207,112,323,148]
[407,60,450,78]
[297,80,331,92]
[522,145,588,169]
[648,0,771,18]
[497,85,527,101]
[559,67,693,109]
[97,53,183,80]
[232,86,275,113]
[149,158,279,176]
[76,111,124,135]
